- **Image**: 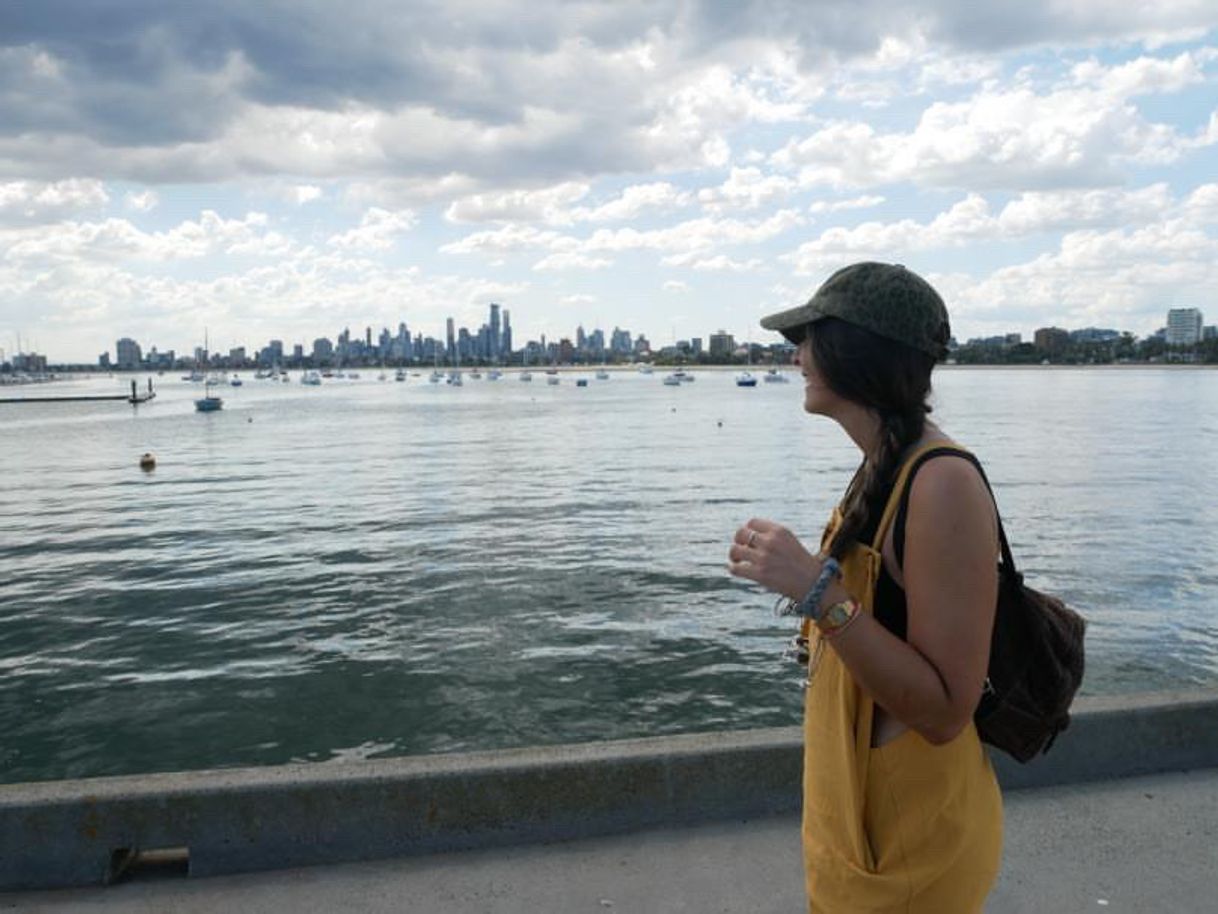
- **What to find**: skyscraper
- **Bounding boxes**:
[446,317,456,359]
[489,303,501,360]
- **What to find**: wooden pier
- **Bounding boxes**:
[0,379,156,405]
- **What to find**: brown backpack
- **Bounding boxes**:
[895,447,1087,763]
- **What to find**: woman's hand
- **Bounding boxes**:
[728,518,821,601]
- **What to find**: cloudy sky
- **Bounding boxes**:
[2,1,1217,362]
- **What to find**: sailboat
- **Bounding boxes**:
[194,330,223,412]
[736,340,757,387]
[519,347,533,381]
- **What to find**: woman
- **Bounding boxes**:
[728,262,1003,912]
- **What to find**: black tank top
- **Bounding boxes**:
[859,496,908,640]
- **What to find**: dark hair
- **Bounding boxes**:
[807,318,937,561]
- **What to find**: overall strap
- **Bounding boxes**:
[869,441,966,553]
[891,445,1019,578]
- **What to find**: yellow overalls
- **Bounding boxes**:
[800,442,1003,913]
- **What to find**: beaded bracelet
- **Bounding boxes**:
[794,557,841,621]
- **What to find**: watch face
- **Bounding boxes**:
[825,601,855,629]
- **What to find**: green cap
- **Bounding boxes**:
[760,262,950,360]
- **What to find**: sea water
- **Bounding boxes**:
[1,367,1215,783]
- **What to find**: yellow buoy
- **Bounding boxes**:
[139,452,156,471]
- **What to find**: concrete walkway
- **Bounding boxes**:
[4,768,1216,913]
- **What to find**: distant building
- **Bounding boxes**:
[146,347,174,369]
[98,352,111,369]
[1166,308,1203,346]
[1069,327,1120,343]
[312,337,334,363]
[709,330,735,358]
[611,326,631,356]
[12,352,48,372]
[1033,327,1070,353]
[489,303,501,359]
[966,335,1010,349]
[1204,325,1217,341]
[115,337,142,369]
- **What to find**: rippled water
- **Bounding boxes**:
[2,367,1216,784]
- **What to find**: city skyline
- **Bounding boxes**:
[2,5,1218,362]
[6,300,1215,370]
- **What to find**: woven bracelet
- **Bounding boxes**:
[795,557,841,620]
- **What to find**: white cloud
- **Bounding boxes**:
[290,185,322,205]
[0,250,531,357]
[124,190,159,212]
[441,209,805,271]
[774,49,1218,191]
[784,184,1203,274]
[808,194,886,214]
[662,253,763,272]
[698,167,796,213]
[1182,183,1218,222]
[943,217,1218,336]
[2,210,292,264]
[996,184,1173,233]
[346,174,481,207]
[0,178,109,224]
[570,183,693,223]
[439,224,573,256]
[582,208,806,255]
[561,294,597,304]
[1070,51,1209,97]
[663,280,689,292]
[532,252,612,272]
[327,207,417,251]
[445,181,693,228]
[445,182,590,224]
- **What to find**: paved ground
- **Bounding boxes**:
[4,768,1216,913]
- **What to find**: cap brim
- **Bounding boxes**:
[760,303,815,344]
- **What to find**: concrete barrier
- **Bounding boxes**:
[2,691,1216,891]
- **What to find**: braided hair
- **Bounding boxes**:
[806,318,938,561]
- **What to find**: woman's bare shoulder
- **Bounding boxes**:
[908,446,995,532]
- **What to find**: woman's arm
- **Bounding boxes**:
[729,457,998,744]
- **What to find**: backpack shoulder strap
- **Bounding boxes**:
[870,441,966,553]
[892,446,1019,578]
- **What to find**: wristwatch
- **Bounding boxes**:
[817,598,860,637]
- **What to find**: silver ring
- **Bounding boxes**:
[747,531,756,547]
